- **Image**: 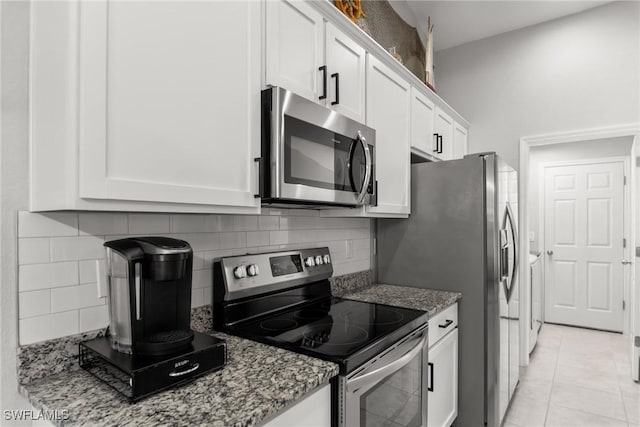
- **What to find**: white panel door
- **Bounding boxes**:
[78,1,261,209]
[325,22,366,123]
[452,121,468,160]
[366,55,411,215]
[265,0,324,103]
[427,329,458,427]
[410,88,436,157]
[434,107,454,161]
[544,161,625,331]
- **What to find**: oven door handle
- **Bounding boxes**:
[347,333,428,394]
[347,131,372,205]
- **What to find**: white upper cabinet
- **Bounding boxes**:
[411,88,437,158]
[31,1,262,213]
[453,121,469,160]
[265,2,366,123]
[265,0,325,102]
[434,107,455,161]
[366,55,411,216]
[324,22,367,123]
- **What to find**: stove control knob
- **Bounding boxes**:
[304,257,315,267]
[315,255,323,265]
[323,255,331,264]
[247,264,260,277]
[233,265,247,279]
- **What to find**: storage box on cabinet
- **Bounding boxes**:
[30,1,261,213]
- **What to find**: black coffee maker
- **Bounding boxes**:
[104,237,194,356]
[79,237,226,401]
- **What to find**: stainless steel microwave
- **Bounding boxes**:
[260,87,376,208]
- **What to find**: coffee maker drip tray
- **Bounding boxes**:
[79,331,226,402]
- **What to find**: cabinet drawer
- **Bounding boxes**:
[429,303,458,347]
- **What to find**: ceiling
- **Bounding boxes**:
[389,1,613,52]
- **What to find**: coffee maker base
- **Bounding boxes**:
[79,331,227,402]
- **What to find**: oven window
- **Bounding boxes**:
[360,351,423,426]
[284,115,365,192]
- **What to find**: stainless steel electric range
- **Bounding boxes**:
[213,247,430,427]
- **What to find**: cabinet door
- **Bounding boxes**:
[366,55,411,215]
[434,107,454,161]
[261,384,331,427]
[265,0,324,102]
[410,88,436,157]
[453,121,468,159]
[325,22,366,123]
[428,329,458,427]
[78,1,261,209]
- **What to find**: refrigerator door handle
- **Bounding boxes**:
[502,202,519,302]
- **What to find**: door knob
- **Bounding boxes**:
[546,250,554,256]
[621,260,632,265]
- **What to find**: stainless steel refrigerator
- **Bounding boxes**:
[377,153,519,427]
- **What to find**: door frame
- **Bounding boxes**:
[538,157,630,333]
[519,123,640,366]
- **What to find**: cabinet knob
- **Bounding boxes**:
[546,250,554,256]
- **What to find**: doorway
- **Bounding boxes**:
[519,126,638,374]
[541,158,626,332]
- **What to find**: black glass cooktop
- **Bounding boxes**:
[226,297,429,374]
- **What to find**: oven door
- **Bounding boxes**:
[266,87,376,206]
[343,325,428,427]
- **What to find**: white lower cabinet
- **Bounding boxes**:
[260,384,331,427]
[428,308,458,427]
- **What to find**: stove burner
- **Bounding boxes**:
[293,309,328,320]
[371,306,405,325]
[301,324,369,349]
[260,318,299,332]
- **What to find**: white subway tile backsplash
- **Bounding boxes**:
[192,269,212,289]
[246,231,270,247]
[79,212,128,236]
[19,261,78,292]
[203,287,213,307]
[220,232,246,249]
[186,233,220,252]
[18,212,78,237]
[18,290,51,319]
[170,214,205,233]
[20,311,79,345]
[191,288,205,308]
[128,214,171,234]
[269,230,289,245]
[233,215,258,231]
[79,260,98,284]
[18,238,50,265]
[50,235,104,262]
[258,215,279,231]
[218,216,235,232]
[79,305,109,332]
[51,283,105,313]
[17,210,372,344]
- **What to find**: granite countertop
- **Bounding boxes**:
[342,283,461,317]
[20,331,338,427]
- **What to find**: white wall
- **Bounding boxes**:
[529,136,634,253]
[1,0,32,417]
[434,1,640,170]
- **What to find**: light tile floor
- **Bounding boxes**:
[504,323,640,427]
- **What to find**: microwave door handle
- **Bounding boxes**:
[348,131,372,204]
[347,333,427,394]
